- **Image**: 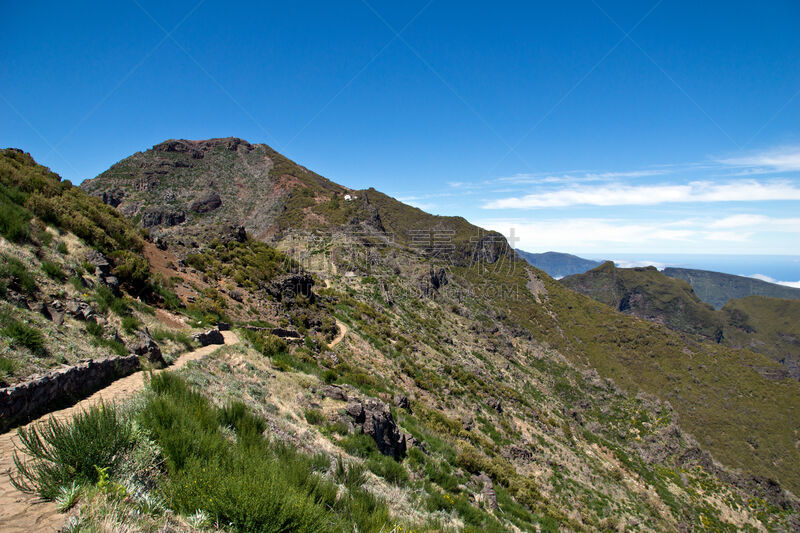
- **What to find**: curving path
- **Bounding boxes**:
[329,319,348,348]
[0,330,239,532]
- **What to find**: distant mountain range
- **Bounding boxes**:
[515,250,603,278]
[562,261,800,381]
[663,267,800,309]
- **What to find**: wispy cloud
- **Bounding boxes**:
[748,274,800,289]
[475,214,800,252]
[497,169,668,185]
[719,146,800,172]
[483,179,800,209]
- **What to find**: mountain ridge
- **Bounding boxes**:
[663,266,800,309]
[0,140,791,530]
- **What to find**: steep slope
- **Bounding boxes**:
[516,250,603,278]
[562,261,800,380]
[722,296,800,380]
[664,266,800,309]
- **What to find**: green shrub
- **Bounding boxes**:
[92,285,129,316]
[85,321,104,337]
[333,456,366,488]
[366,455,409,486]
[0,255,37,297]
[135,372,407,532]
[0,355,19,382]
[322,369,338,384]
[304,408,325,426]
[41,260,67,281]
[11,404,133,499]
[339,433,379,458]
[68,276,84,291]
[109,250,150,292]
[121,315,140,333]
[151,328,194,350]
[1,318,45,356]
[56,241,68,254]
[0,182,32,242]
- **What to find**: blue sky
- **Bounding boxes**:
[2,1,799,259]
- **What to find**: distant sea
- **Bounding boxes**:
[579,254,800,286]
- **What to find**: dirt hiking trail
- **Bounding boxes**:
[0,330,239,532]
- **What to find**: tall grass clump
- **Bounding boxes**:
[11,403,133,499]
[138,372,397,532]
[1,316,46,356]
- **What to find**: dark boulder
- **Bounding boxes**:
[141,208,185,228]
[101,188,125,208]
[190,191,222,213]
[268,273,315,305]
[419,268,448,298]
[129,329,166,367]
[320,385,348,401]
[192,327,224,346]
[394,393,411,411]
[344,397,406,459]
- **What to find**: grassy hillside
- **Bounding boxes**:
[562,261,800,381]
[664,267,800,309]
[561,262,723,340]
[722,296,800,380]
[6,143,798,530]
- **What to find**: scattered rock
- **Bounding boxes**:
[65,298,95,322]
[85,250,111,276]
[475,472,499,510]
[321,351,340,367]
[192,327,224,346]
[45,300,65,325]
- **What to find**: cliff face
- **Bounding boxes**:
[664,267,800,309]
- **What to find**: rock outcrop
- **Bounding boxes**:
[344,397,406,459]
[268,273,314,305]
[419,268,448,298]
[190,190,222,213]
[141,208,185,228]
[129,329,166,367]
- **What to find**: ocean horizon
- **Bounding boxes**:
[578,253,800,287]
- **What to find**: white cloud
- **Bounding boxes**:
[497,169,667,185]
[482,180,800,209]
[612,259,667,270]
[747,274,800,289]
[476,218,698,251]
[474,214,800,254]
[708,214,800,232]
[719,146,800,172]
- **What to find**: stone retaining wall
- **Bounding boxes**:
[0,355,141,432]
